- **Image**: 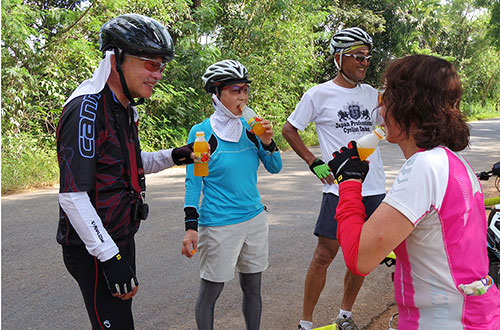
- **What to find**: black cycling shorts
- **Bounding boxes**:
[314,192,385,240]
[62,239,136,330]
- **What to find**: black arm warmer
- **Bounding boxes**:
[184,207,199,231]
[262,139,278,153]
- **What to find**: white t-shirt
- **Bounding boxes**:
[287,81,385,195]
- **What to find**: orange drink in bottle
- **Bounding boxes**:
[241,105,266,135]
[194,131,209,177]
[357,127,385,161]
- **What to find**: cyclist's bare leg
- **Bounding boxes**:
[340,270,364,311]
[302,236,340,321]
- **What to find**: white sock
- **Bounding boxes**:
[338,309,352,319]
[299,320,313,330]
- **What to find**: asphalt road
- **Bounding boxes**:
[2,118,499,330]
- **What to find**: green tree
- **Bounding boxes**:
[2,0,499,194]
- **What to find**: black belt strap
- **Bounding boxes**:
[112,102,146,197]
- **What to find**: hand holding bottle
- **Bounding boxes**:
[240,104,273,144]
[328,141,370,184]
[256,119,274,145]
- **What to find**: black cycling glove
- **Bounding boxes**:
[172,143,194,165]
[309,158,331,179]
[101,253,138,295]
[328,141,369,184]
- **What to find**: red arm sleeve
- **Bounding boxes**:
[335,180,369,276]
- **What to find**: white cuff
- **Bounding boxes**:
[141,149,175,174]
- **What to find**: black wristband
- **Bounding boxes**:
[262,139,277,153]
[184,207,199,231]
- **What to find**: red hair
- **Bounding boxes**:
[381,55,469,151]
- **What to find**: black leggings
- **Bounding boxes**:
[62,240,136,330]
[195,272,262,330]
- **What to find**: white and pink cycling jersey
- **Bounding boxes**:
[384,147,500,330]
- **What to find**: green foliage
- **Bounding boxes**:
[2,0,500,194]
[208,0,331,129]
[487,1,500,50]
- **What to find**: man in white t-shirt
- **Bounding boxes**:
[282,27,386,330]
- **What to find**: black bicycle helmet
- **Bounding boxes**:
[329,27,373,54]
[202,60,252,94]
[100,13,174,61]
[98,14,174,106]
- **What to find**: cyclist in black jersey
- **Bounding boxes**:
[57,14,195,330]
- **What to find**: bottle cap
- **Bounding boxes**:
[196,131,205,136]
[374,127,385,139]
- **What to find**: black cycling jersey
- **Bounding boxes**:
[57,85,143,248]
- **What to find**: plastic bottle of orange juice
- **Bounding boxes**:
[357,127,385,161]
[241,105,266,135]
[194,131,209,177]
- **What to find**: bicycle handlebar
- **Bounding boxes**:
[477,162,500,180]
[476,162,500,195]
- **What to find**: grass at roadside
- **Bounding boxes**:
[2,134,59,195]
[463,99,500,121]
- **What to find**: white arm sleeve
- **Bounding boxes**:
[141,149,175,174]
[59,192,119,262]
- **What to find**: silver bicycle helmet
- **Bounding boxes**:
[329,27,373,85]
[202,60,251,94]
[329,27,373,54]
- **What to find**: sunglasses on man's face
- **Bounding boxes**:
[343,54,372,63]
[223,84,250,94]
[127,54,167,73]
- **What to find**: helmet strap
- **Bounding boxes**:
[214,86,222,98]
[334,49,361,87]
[114,47,145,106]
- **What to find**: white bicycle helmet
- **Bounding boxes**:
[202,60,251,94]
[329,27,373,85]
[329,27,373,54]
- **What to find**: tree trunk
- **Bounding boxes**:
[482,75,494,107]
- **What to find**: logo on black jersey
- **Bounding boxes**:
[78,94,101,158]
[335,102,372,134]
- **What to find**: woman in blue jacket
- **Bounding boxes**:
[181,60,282,330]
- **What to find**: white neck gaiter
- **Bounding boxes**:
[63,49,138,122]
[209,94,242,142]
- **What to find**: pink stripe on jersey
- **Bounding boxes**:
[394,242,420,329]
[436,149,500,328]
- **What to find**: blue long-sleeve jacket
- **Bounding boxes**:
[184,118,282,227]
